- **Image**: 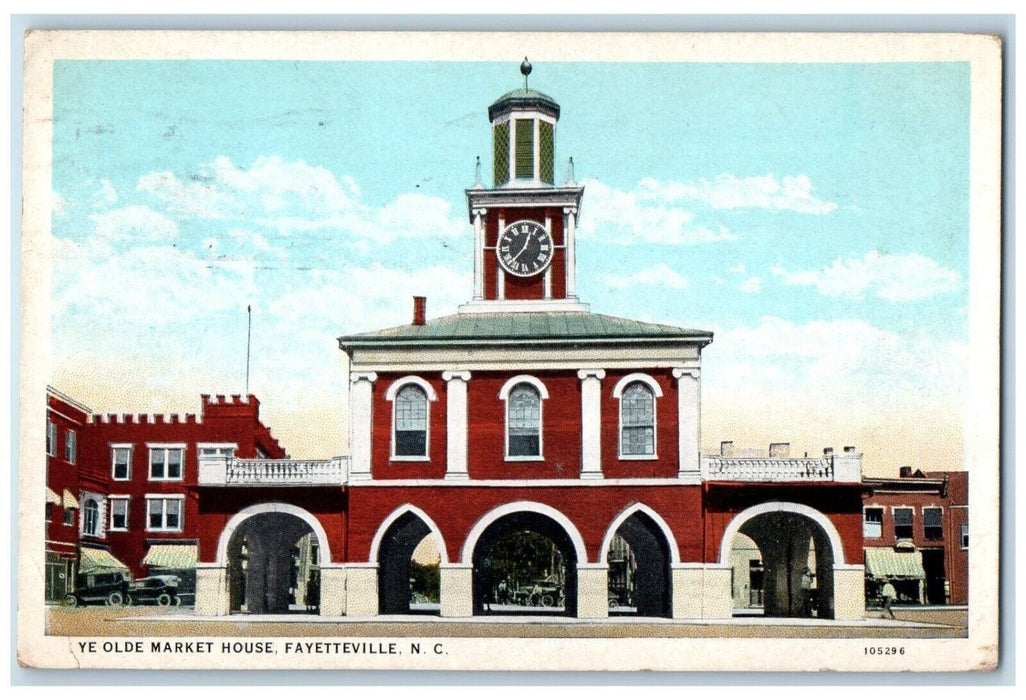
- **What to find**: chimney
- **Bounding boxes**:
[823,447,834,456]
[899,466,913,478]
[844,445,856,454]
[720,441,734,458]
[413,296,426,326]
[769,442,790,458]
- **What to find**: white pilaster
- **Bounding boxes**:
[577,369,605,479]
[673,368,701,479]
[472,209,486,300]
[564,207,578,299]
[576,565,610,619]
[497,213,506,300]
[349,372,378,481]
[442,371,471,480]
[439,564,474,617]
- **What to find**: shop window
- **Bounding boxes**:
[863,507,883,539]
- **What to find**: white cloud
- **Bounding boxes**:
[577,179,735,245]
[772,251,961,302]
[136,156,465,243]
[92,179,118,208]
[88,205,179,242]
[603,263,689,290]
[639,173,837,214]
[739,276,761,293]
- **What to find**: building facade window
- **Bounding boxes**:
[198,444,236,460]
[83,499,100,536]
[146,497,183,532]
[112,445,132,481]
[109,498,129,531]
[149,446,185,481]
[923,507,944,541]
[507,384,542,457]
[65,430,77,464]
[45,502,53,523]
[63,508,75,526]
[893,507,914,540]
[961,523,969,549]
[863,507,884,539]
[620,382,656,457]
[46,420,57,457]
[394,385,428,458]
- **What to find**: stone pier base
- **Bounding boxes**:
[576,565,610,618]
[672,564,733,619]
[439,564,474,617]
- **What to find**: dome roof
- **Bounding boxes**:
[488,87,560,121]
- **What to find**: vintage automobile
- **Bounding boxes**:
[127,575,182,606]
[64,571,130,607]
[514,578,565,607]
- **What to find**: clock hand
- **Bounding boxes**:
[510,232,533,263]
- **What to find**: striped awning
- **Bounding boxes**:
[864,547,926,580]
[79,547,129,574]
[62,489,79,509]
[46,487,61,505]
[142,544,198,570]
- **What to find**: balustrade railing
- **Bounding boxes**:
[701,456,834,482]
[199,456,348,486]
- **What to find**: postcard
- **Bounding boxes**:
[18,30,1001,672]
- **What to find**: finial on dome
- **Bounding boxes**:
[521,57,532,89]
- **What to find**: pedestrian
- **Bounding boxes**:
[799,567,815,617]
[881,577,897,619]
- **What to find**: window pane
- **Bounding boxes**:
[166,500,181,529]
[621,383,655,455]
[46,421,56,456]
[509,434,540,457]
[151,449,165,478]
[113,448,130,479]
[508,385,541,456]
[493,122,510,186]
[66,431,77,463]
[111,500,127,529]
[961,523,969,548]
[539,121,554,184]
[84,499,98,535]
[863,508,883,538]
[515,119,534,179]
[396,430,427,457]
[148,500,163,529]
[924,508,942,527]
[396,386,427,430]
[168,449,183,479]
[894,508,913,539]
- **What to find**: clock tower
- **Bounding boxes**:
[460,59,587,313]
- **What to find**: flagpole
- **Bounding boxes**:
[246,305,252,396]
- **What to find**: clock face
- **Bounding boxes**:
[496,220,554,277]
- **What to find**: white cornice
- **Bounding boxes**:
[458,299,589,314]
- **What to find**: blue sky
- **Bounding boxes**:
[50,59,971,472]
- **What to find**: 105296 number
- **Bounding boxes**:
[864,646,905,655]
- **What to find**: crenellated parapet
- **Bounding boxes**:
[90,412,199,425]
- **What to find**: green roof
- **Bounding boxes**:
[488,88,560,121]
[339,311,712,348]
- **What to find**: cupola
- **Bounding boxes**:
[488,58,560,187]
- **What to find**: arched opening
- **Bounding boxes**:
[226,511,320,615]
[727,511,837,619]
[605,512,671,617]
[471,511,578,616]
[377,511,441,615]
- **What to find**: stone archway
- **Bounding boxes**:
[719,502,845,619]
[466,508,582,617]
[372,507,446,615]
[216,503,329,615]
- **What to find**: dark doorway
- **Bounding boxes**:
[227,512,318,615]
[471,511,578,616]
[378,512,440,615]
[921,549,947,604]
[606,512,671,617]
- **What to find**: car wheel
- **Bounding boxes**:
[157,593,172,607]
[124,594,133,606]
[541,594,554,607]
[64,594,78,608]
[173,596,182,607]
[106,591,124,606]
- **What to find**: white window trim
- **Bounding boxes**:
[79,492,106,538]
[110,441,133,480]
[385,377,438,462]
[862,505,885,539]
[922,505,945,540]
[147,443,187,482]
[145,494,185,533]
[612,374,662,461]
[891,505,915,538]
[108,495,130,532]
[46,420,57,457]
[65,429,77,464]
[499,376,548,461]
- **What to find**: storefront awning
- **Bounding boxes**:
[865,547,926,579]
[62,489,79,509]
[46,487,61,505]
[142,544,198,570]
[79,547,129,574]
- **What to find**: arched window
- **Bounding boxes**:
[620,381,656,457]
[507,384,541,457]
[83,498,99,536]
[394,385,428,458]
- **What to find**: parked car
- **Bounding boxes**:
[64,571,130,607]
[128,575,182,606]
[514,578,564,607]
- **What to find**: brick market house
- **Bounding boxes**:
[183,64,871,621]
